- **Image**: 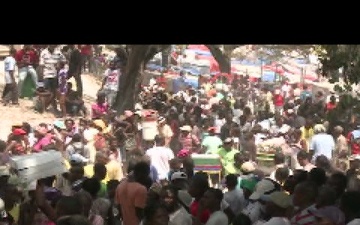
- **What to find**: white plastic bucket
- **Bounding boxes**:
[142,120,158,140]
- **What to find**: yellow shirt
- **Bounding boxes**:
[9,204,20,223]
[104,160,123,183]
[103,124,112,134]
[300,127,314,140]
[84,163,95,178]
[300,127,314,151]
[64,159,71,170]
[84,160,123,183]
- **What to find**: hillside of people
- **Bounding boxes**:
[0,44,359,225]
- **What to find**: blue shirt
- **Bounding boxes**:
[310,133,335,161]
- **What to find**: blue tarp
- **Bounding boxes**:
[231,59,271,66]
[185,78,199,88]
[146,64,164,71]
[173,78,199,93]
[295,58,309,64]
[186,49,212,56]
[261,71,276,82]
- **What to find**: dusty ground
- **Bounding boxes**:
[0,61,102,140]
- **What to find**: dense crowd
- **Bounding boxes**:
[0,45,360,225]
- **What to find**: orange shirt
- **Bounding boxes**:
[115,179,147,225]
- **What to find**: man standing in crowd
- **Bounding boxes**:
[39,45,66,113]
[2,48,18,105]
[15,45,39,98]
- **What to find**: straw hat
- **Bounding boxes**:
[93,119,106,130]
[180,125,192,132]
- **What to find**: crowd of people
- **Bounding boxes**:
[0,45,360,225]
[1,45,98,117]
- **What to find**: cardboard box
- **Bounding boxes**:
[9,150,67,183]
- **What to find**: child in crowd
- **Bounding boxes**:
[57,62,68,118]
[34,82,53,113]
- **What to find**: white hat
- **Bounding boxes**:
[171,172,188,181]
[260,191,292,209]
[314,124,326,134]
[180,125,192,132]
[70,153,89,164]
[241,162,256,173]
[223,137,233,144]
[287,109,294,114]
[249,179,277,200]
[279,125,291,134]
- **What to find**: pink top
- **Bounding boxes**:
[33,136,52,152]
[91,103,109,119]
[179,133,199,152]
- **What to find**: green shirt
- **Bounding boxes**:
[202,136,223,154]
[97,182,107,198]
[224,163,241,175]
[216,147,239,175]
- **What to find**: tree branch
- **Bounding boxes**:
[143,45,171,65]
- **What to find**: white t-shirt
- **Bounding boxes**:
[224,189,247,215]
[281,84,291,98]
[40,48,66,79]
[83,127,99,142]
[103,68,120,91]
[233,109,243,124]
[214,118,225,134]
[169,206,192,225]
[146,146,174,180]
[347,218,360,225]
[4,56,16,84]
[205,211,228,225]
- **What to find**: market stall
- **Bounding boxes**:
[191,154,222,184]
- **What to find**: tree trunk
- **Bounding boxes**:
[113,45,171,113]
[161,48,170,68]
[207,45,231,73]
[113,45,151,113]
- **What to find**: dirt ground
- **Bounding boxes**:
[0,60,102,140]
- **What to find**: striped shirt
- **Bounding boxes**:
[40,48,66,79]
[290,205,316,225]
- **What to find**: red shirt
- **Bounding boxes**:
[273,94,284,106]
[190,200,210,224]
[15,49,38,66]
[81,45,92,55]
[156,76,167,88]
[326,102,336,111]
[347,131,360,155]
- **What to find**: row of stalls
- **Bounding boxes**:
[145,45,320,92]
